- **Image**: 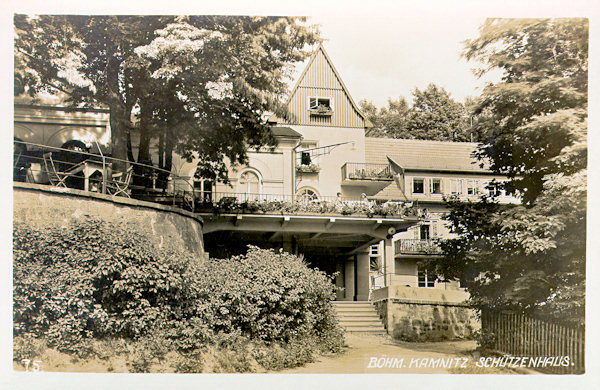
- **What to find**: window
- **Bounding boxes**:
[296,187,319,203]
[466,179,479,196]
[430,178,442,194]
[370,244,379,256]
[449,179,462,195]
[418,269,436,288]
[238,170,261,198]
[308,97,333,115]
[194,179,213,202]
[420,225,430,240]
[486,182,504,197]
[412,178,424,194]
[369,244,381,271]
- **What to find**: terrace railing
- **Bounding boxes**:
[13,140,196,211]
[13,140,418,218]
[341,162,393,182]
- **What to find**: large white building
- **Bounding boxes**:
[13,44,518,340]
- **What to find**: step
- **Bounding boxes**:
[339,316,382,322]
[339,321,384,328]
[341,326,387,333]
[332,301,387,335]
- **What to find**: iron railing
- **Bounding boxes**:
[13,141,414,218]
[341,162,393,182]
[394,239,443,255]
[13,140,196,211]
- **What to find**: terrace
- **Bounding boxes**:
[13,140,419,220]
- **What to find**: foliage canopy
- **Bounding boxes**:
[14,15,320,182]
[429,18,587,326]
[360,84,472,141]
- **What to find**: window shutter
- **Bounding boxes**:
[432,222,438,237]
[413,226,419,240]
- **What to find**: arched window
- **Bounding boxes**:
[238,170,261,199]
[296,187,319,203]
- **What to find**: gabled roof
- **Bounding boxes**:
[365,137,491,172]
[270,126,302,138]
[370,183,408,201]
[270,44,372,128]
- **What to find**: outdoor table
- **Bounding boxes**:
[68,158,109,193]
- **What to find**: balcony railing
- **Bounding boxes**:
[198,192,417,218]
[395,239,443,255]
[341,163,393,182]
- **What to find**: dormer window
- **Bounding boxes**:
[308,97,333,116]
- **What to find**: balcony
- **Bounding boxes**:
[341,163,393,188]
[395,239,443,256]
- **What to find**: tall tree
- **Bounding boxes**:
[359,85,471,141]
[360,97,410,138]
[405,84,471,141]
[14,15,320,181]
[429,18,588,326]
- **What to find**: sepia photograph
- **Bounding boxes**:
[4,0,598,388]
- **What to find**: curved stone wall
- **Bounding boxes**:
[13,183,206,258]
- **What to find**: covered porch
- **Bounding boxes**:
[200,213,419,301]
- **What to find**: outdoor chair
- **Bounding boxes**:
[42,152,84,188]
[107,165,134,197]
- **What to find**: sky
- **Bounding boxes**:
[300,13,500,108]
[6,0,596,110]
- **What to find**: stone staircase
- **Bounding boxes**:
[332,301,387,334]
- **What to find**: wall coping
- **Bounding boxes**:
[13,182,203,226]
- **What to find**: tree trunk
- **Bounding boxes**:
[137,100,153,165]
[109,103,128,172]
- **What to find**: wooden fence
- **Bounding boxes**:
[481,311,585,374]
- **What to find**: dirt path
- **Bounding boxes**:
[277,334,518,374]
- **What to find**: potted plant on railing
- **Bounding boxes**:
[309,104,333,116]
[348,169,367,180]
[296,163,321,173]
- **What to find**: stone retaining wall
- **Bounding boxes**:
[372,286,479,341]
[13,183,207,258]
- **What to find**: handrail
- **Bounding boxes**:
[13,140,197,212]
[13,140,417,218]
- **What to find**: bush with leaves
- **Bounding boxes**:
[13,219,343,371]
[13,219,205,355]
[194,247,342,344]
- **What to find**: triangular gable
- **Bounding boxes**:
[277,44,372,128]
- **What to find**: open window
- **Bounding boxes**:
[194,179,213,202]
[308,97,333,115]
[430,178,442,194]
[412,178,425,194]
[466,179,479,196]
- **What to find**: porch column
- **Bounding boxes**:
[344,257,355,301]
[282,234,293,253]
[335,262,345,301]
[355,250,370,301]
[384,237,395,287]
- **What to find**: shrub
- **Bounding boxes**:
[194,247,341,344]
[13,218,204,356]
[13,219,343,371]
